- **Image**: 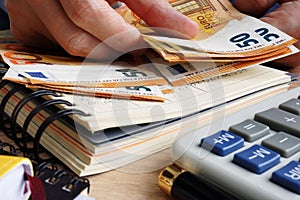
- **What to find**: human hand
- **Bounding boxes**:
[232,0,300,68]
[5,0,199,59]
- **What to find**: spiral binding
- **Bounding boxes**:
[0,77,89,169]
[0,62,8,75]
[33,109,89,162]
[0,79,9,89]
[0,139,18,155]
[0,83,25,133]
[35,161,58,176]
[21,99,72,159]
[10,89,58,147]
[0,80,11,124]
[34,162,90,200]
[0,82,59,161]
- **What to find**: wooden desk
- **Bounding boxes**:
[87,64,300,200]
[88,149,172,200]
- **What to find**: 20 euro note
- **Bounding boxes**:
[0,43,167,88]
[3,67,167,102]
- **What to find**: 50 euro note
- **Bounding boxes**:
[0,43,171,102]
[3,67,168,102]
[145,16,297,62]
[148,0,297,57]
[144,35,295,62]
[0,43,167,88]
[117,0,298,61]
[147,44,298,86]
[116,0,299,85]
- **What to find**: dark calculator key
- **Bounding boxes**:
[279,98,300,116]
[262,132,300,157]
[229,119,270,142]
[254,108,300,137]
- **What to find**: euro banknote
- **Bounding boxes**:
[117,0,298,62]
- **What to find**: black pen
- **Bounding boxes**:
[158,164,240,200]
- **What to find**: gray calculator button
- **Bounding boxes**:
[279,98,300,115]
[229,119,270,142]
[254,108,300,137]
[262,132,300,157]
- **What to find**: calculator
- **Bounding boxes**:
[171,85,300,200]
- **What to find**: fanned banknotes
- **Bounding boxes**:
[0,44,166,87]
[117,0,298,61]
[3,67,167,102]
[143,0,298,61]
[146,45,298,86]
[0,43,170,101]
[116,0,299,86]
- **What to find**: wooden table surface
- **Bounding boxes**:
[87,149,173,200]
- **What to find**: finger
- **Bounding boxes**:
[261,1,300,40]
[6,0,58,49]
[262,1,300,68]
[232,0,278,17]
[123,0,199,38]
[59,0,143,53]
[28,0,118,59]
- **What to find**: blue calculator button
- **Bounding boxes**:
[200,130,244,156]
[233,144,280,174]
[271,161,300,194]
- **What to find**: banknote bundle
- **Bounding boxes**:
[119,0,298,62]
[117,0,299,85]
[0,42,170,102]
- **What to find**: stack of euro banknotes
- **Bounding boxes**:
[0,0,298,102]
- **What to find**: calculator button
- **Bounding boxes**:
[233,144,280,174]
[279,98,300,115]
[254,108,300,137]
[262,132,300,158]
[271,161,300,195]
[229,119,270,142]
[200,130,244,156]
